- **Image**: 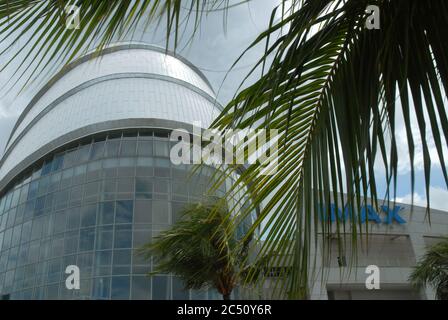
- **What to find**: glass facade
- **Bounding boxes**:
[0,129,230,300]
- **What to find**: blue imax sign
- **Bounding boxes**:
[320,204,406,224]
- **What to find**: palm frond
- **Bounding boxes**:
[210,0,448,298]
[410,239,448,300]
[137,199,251,298]
[0,0,230,92]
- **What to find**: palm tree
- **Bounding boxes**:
[137,200,255,300]
[410,239,448,300]
[1,0,448,298]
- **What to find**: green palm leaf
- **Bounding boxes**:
[410,239,448,300]
[209,0,448,298]
[0,0,230,91]
[1,0,447,300]
[137,199,258,300]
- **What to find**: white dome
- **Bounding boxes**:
[0,43,221,190]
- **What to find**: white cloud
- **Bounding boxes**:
[394,96,448,175]
[396,186,448,212]
[372,91,448,177]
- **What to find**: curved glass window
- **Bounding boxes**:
[0,129,253,300]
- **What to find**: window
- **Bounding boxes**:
[93,277,111,299]
[117,158,136,177]
[77,144,92,164]
[90,141,105,160]
[28,181,39,200]
[105,140,121,158]
[132,250,151,275]
[19,184,30,204]
[53,189,69,210]
[154,179,169,194]
[96,226,113,250]
[172,202,187,223]
[94,251,112,277]
[34,197,45,215]
[115,200,133,224]
[60,168,73,189]
[44,193,54,211]
[66,207,80,230]
[152,276,168,299]
[173,277,189,300]
[63,149,77,169]
[18,245,29,267]
[113,249,131,266]
[136,177,152,199]
[30,217,44,241]
[48,172,61,193]
[69,185,83,207]
[0,250,8,271]
[95,250,112,265]
[28,241,40,263]
[51,235,64,257]
[41,161,53,176]
[98,202,115,225]
[103,159,119,178]
[6,208,17,228]
[52,154,64,172]
[137,141,153,156]
[0,212,7,231]
[136,158,153,177]
[7,246,19,270]
[42,160,53,176]
[72,165,86,186]
[153,201,170,224]
[120,140,137,157]
[86,161,102,182]
[81,204,97,227]
[114,225,132,249]
[77,252,94,279]
[134,201,151,224]
[154,159,170,177]
[172,182,188,197]
[131,276,151,300]
[3,270,15,292]
[117,178,134,193]
[11,225,22,248]
[64,231,79,255]
[84,181,100,203]
[102,179,117,199]
[20,221,32,244]
[154,141,169,157]
[133,224,151,247]
[53,211,67,234]
[37,176,49,196]
[79,228,95,252]
[111,276,130,300]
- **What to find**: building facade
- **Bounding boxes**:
[262,201,448,300]
[0,42,446,300]
[0,43,227,300]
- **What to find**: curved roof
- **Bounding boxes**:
[0,42,221,190]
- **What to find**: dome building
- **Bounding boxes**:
[0,43,225,299]
[1,42,447,301]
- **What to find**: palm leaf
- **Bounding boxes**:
[209,0,448,298]
[410,239,448,300]
[0,0,231,92]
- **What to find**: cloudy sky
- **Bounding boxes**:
[0,1,447,211]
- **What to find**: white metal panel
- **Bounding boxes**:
[0,78,220,180]
[7,48,215,150]
[0,45,220,185]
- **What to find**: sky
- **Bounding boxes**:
[0,0,447,211]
